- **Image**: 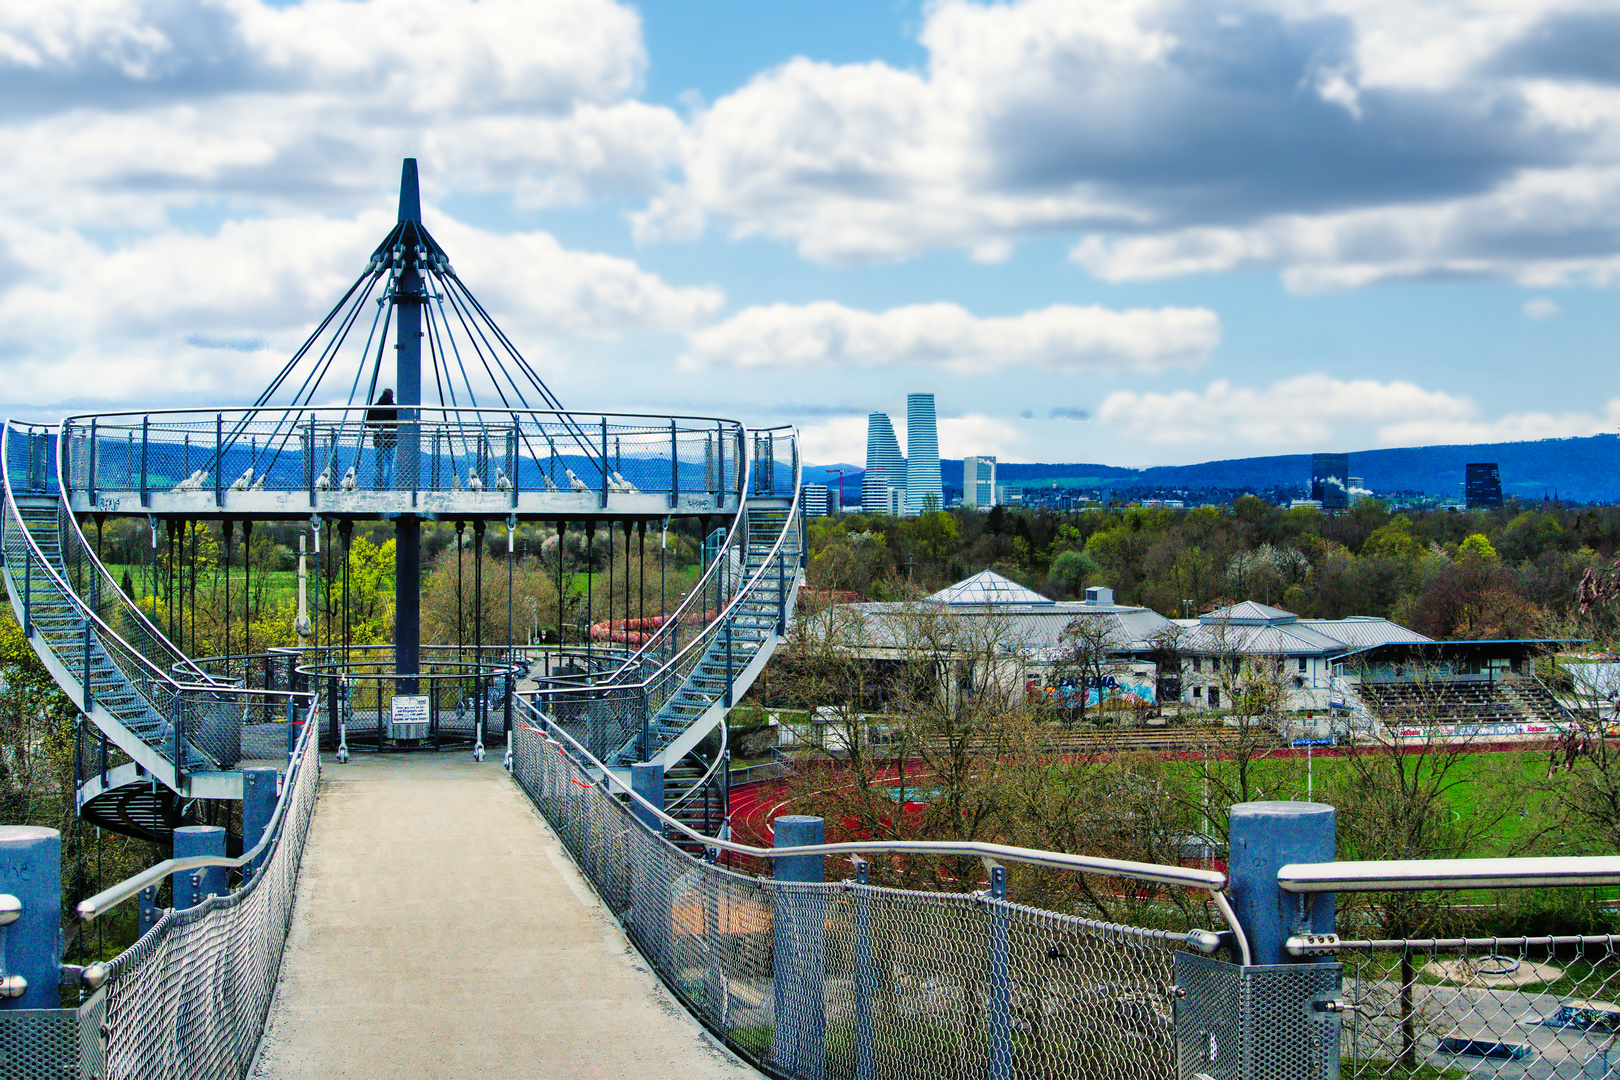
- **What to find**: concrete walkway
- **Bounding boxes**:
[253,753,758,1080]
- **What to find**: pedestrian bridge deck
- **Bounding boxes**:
[251,753,757,1080]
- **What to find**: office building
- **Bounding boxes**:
[801,483,830,517]
[862,413,905,514]
[904,393,943,516]
[963,455,997,509]
[1466,463,1504,509]
[1311,452,1350,510]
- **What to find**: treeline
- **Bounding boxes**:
[806,498,1620,642]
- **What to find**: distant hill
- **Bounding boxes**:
[805,434,1620,505]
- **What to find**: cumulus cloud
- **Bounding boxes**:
[679,301,1218,374]
[1097,374,1620,448]
[640,0,1620,286]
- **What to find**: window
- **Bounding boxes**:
[1191,657,1201,673]
[1208,688,1220,708]
[1193,686,1202,699]
[1298,657,1308,673]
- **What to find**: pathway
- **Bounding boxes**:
[252,753,758,1079]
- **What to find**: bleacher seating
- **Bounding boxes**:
[1355,677,1568,727]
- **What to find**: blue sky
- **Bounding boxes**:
[2,0,1618,469]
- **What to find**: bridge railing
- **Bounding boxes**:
[0,711,320,1080]
[510,710,1237,1080]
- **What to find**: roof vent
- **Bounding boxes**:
[1085,586,1114,607]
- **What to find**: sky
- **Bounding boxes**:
[2,0,1619,469]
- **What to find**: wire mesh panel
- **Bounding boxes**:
[79,722,321,1080]
[1340,936,1620,1079]
[510,721,1200,1080]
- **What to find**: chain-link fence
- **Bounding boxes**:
[75,719,321,1080]
[1340,935,1620,1079]
[511,721,1212,1080]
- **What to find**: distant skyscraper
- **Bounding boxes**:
[800,483,830,517]
[1466,463,1504,509]
[963,455,997,509]
[1311,452,1350,510]
[904,393,942,516]
[862,413,905,514]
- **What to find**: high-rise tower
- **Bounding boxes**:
[862,412,905,513]
[904,393,942,516]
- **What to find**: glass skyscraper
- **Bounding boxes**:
[904,393,942,516]
[862,412,905,513]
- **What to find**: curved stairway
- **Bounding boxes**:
[1,421,241,845]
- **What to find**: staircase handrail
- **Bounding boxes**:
[521,429,801,730]
[1,421,193,698]
[53,420,224,686]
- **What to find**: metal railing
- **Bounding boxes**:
[58,406,751,508]
[510,709,1242,1080]
[523,428,803,775]
[65,713,321,1080]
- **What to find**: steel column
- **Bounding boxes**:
[773,815,826,1080]
[171,825,226,910]
[241,768,278,879]
[394,159,423,694]
[0,826,62,1008]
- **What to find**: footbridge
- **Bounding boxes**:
[8,160,1620,1080]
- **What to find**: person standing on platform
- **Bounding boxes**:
[366,389,398,489]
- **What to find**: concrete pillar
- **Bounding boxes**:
[1228,801,1336,966]
[241,768,279,877]
[773,815,825,1080]
[172,825,227,910]
[0,826,62,1009]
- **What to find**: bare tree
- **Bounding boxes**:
[1049,614,1127,724]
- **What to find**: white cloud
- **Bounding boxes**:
[1523,296,1561,320]
[0,211,722,405]
[798,412,1024,466]
[641,0,1620,287]
[1097,374,1620,448]
[680,301,1218,374]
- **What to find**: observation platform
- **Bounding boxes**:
[253,752,757,1080]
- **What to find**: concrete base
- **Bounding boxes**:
[252,753,758,1079]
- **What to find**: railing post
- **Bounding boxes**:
[241,767,278,879]
[669,419,678,510]
[171,825,226,909]
[214,412,223,507]
[82,621,93,713]
[853,858,874,1080]
[724,617,733,708]
[630,761,668,973]
[138,884,160,936]
[1229,801,1335,965]
[776,547,786,635]
[140,415,149,507]
[987,864,1011,1080]
[715,421,725,510]
[773,815,826,1080]
[599,417,609,509]
[306,415,316,507]
[0,826,62,1008]
[22,548,31,638]
[87,418,97,502]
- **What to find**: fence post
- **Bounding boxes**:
[987,864,1011,1080]
[630,761,664,835]
[1228,801,1336,965]
[0,826,62,1008]
[630,761,669,973]
[241,768,278,879]
[140,415,149,507]
[853,858,874,1080]
[214,412,223,507]
[172,825,227,909]
[773,815,826,1080]
[669,419,679,509]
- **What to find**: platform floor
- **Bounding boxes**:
[252,752,757,1080]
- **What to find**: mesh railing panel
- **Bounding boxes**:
[510,722,1192,1080]
[1341,935,1620,1078]
[84,722,321,1080]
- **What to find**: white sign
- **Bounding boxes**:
[389,695,430,739]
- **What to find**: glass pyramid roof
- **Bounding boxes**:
[928,570,1054,606]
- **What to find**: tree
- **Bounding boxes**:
[1050,613,1127,724]
[1045,549,1098,598]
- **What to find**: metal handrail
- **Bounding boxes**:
[1279,856,1620,894]
[76,714,319,921]
[1,422,191,695]
[52,420,223,687]
[522,706,1253,964]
